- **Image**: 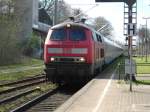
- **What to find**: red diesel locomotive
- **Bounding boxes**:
[44,21,122,83]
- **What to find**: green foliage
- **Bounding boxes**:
[0,57,43,70]
[133,57,150,74]
[24,33,40,56]
[0,68,44,81]
[27,33,40,50]
[0,13,22,65]
[138,27,150,39]
[133,57,150,63]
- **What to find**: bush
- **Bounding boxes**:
[23,33,41,57]
[0,14,22,65]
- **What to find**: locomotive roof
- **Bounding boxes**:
[51,22,92,30]
[51,22,123,49]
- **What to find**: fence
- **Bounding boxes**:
[117,61,150,83]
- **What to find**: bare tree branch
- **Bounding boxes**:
[92,16,113,36]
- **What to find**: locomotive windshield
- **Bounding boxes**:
[50,28,86,41]
[50,29,66,40]
[69,29,86,41]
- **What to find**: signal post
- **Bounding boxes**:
[95,0,137,91]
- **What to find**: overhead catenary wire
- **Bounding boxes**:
[58,2,112,38]
[97,24,109,32]
[62,4,99,22]
[69,3,99,6]
[74,4,99,18]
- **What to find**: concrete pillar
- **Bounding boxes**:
[32,0,39,26]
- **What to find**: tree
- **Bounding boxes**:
[40,1,112,37]
[39,0,54,11]
[39,0,54,18]
[0,0,22,65]
[40,0,73,24]
[57,0,72,23]
[138,27,150,40]
[92,16,113,36]
[24,33,40,57]
[39,8,53,25]
[72,8,88,20]
[137,27,150,56]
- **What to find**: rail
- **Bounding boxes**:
[11,86,61,112]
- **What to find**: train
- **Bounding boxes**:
[44,21,123,84]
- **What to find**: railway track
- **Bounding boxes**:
[0,79,45,96]
[0,74,46,95]
[0,74,55,112]
[0,87,41,105]
[11,85,81,112]
[0,74,47,105]
[0,85,54,112]
[0,74,45,87]
[0,73,83,112]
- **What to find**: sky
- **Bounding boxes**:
[64,0,150,43]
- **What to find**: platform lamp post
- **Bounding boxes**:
[142,17,150,62]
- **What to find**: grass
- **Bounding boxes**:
[133,56,150,74]
[0,57,44,82]
[133,56,150,63]
[135,80,150,85]
[0,68,44,81]
[132,56,150,85]
[136,66,150,74]
[117,56,150,85]
[0,57,43,70]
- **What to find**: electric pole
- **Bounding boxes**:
[143,17,150,62]
[53,0,58,25]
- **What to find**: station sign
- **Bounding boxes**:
[128,23,137,36]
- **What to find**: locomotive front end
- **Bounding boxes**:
[44,23,93,83]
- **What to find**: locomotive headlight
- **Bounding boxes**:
[66,24,71,28]
[79,57,85,62]
[50,57,55,62]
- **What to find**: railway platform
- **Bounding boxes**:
[55,67,150,112]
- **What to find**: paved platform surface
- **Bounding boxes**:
[55,67,150,112]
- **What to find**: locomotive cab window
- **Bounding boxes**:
[50,29,66,40]
[70,29,86,41]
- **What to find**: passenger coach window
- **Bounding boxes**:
[96,34,102,42]
[99,35,102,42]
[70,29,86,41]
[50,29,66,40]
